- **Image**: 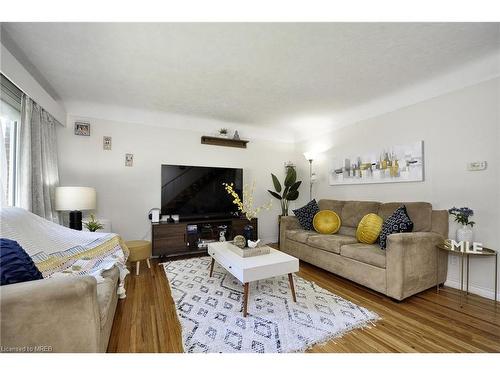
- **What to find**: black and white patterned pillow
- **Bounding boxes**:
[379,205,414,250]
[292,200,320,230]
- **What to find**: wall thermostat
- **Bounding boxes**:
[467,161,487,171]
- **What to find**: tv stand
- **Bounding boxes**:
[152,217,258,258]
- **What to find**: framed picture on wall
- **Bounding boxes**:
[329,140,424,185]
[74,122,90,136]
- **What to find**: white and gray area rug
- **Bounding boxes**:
[162,256,379,353]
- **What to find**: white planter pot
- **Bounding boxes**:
[456,225,473,246]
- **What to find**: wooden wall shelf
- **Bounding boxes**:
[201,136,249,148]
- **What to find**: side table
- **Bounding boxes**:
[436,243,497,304]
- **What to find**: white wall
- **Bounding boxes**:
[57,115,296,245]
[0,42,66,125]
[296,78,500,300]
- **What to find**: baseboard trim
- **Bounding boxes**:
[444,278,499,301]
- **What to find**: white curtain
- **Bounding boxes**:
[18,94,61,223]
[0,119,8,207]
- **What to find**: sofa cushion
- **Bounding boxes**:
[286,229,315,243]
[340,243,387,269]
[292,200,320,230]
[341,201,381,228]
[379,206,414,249]
[378,202,432,232]
[96,266,119,328]
[0,239,43,286]
[307,234,358,254]
[338,226,356,237]
[356,213,384,244]
[313,210,341,234]
[318,199,345,214]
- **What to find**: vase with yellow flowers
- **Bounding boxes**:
[223,181,272,246]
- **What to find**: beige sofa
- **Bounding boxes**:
[280,199,449,300]
[0,266,119,352]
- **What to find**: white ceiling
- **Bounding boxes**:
[2,22,499,138]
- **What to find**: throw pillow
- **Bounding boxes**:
[292,199,320,230]
[313,210,341,234]
[379,206,414,250]
[356,213,383,244]
[0,238,43,286]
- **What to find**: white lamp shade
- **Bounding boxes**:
[55,187,96,211]
[303,151,316,161]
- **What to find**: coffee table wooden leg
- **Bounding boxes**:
[243,282,249,317]
[209,257,215,277]
[288,273,297,302]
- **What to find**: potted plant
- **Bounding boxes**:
[84,214,104,232]
[218,128,229,138]
[449,207,475,244]
[268,166,301,216]
[223,181,272,246]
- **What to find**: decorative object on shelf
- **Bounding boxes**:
[356,213,383,244]
[74,121,90,136]
[55,186,97,230]
[313,210,341,235]
[125,153,133,167]
[84,214,104,232]
[449,207,475,246]
[233,130,240,140]
[268,166,301,216]
[218,225,227,242]
[303,151,317,201]
[218,128,228,138]
[223,181,272,221]
[103,136,112,150]
[247,239,261,248]
[201,135,249,148]
[329,140,424,185]
[233,235,246,249]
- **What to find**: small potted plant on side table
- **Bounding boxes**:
[449,207,475,245]
[84,214,104,232]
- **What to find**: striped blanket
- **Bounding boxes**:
[0,207,130,298]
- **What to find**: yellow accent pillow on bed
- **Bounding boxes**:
[356,213,383,244]
[313,210,341,235]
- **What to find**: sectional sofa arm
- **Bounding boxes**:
[279,215,301,245]
[385,231,447,301]
[0,276,101,353]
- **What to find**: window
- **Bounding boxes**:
[0,74,22,206]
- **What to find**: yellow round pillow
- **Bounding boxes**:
[356,213,383,244]
[313,210,341,234]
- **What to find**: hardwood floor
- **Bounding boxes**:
[107,253,500,353]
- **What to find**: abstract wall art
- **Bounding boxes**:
[329,141,424,185]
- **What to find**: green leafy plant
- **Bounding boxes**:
[218,128,228,135]
[268,167,301,216]
[84,214,104,232]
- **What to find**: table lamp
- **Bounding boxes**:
[55,186,96,230]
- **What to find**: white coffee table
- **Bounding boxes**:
[207,241,299,317]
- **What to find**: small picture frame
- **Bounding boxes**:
[103,136,112,150]
[125,153,134,167]
[74,122,90,136]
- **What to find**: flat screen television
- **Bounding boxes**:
[161,164,243,220]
